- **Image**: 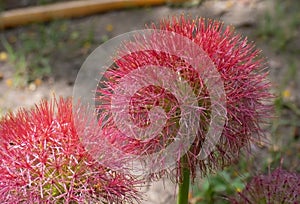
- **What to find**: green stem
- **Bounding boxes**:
[177,155,190,204]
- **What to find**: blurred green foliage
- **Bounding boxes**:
[1,21,67,86]
[256,0,300,53]
[191,167,249,204]
[0,19,97,87]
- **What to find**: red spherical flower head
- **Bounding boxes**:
[231,168,300,203]
[0,97,141,203]
[96,16,272,180]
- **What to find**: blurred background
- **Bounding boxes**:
[0,0,299,203]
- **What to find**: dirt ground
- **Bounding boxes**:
[0,0,299,203]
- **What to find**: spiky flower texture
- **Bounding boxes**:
[97,16,272,180]
[0,98,140,203]
[231,168,300,204]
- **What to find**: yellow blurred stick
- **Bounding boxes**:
[0,0,166,29]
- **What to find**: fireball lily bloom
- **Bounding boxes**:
[0,97,141,203]
[96,16,272,204]
[231,168,300,204]
[97,16,272,178]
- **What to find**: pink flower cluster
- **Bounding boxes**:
[0,97,140,203]
[96,16,272,180]
[231,168,300,203]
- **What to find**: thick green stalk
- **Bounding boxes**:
[177,155,190,204]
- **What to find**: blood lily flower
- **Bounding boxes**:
[0,97,141,203]
[231,168,300,204]
[96,16,272,181]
